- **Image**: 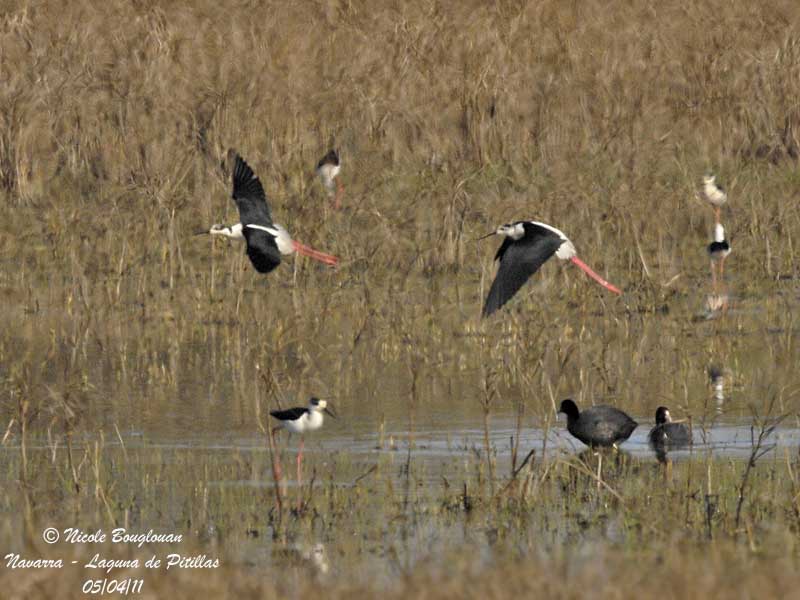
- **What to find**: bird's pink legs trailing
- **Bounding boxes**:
[296,437,304,510]
[297,438,304,482]
[711,260,718,295]
[570,256,623,295]
[333,180,344,210]
[292,241,339,266]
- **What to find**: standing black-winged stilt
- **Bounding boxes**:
[648,406,690,448]
[479,221,622,317]
[707,223,731,294]
[197,153,338,272]
[702,174,727,223]
[270,398,336,485]
[558,399,637,449]
[316,149,343,210]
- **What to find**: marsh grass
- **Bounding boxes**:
[2,0,800,596]
[2,435,800,598]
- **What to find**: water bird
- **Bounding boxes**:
[709,365,725,404]
[702,174,727,223]
[708,223,731,295]
[270,397,336,480]
[197,153,339,272]
[648,406,691,448]
[558,399,638,449]
[273,542,330,578]
[270,397,336,435]
[479,221,622,317]
[316,149,343,210]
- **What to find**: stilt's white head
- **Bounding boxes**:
[703,174,726,204]
[207,223,244,240]
[309,397,336,418]
[496,222,526,240]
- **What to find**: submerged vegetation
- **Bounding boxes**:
[1,0,800,597]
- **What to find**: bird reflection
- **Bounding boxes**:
[273,541,330,579]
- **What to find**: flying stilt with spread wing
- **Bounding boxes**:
[197,152,338,271]
[316,149,343,210]
[479,221,622,317]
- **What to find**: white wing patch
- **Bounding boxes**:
[555,239,576,260]
[529,221,569,240]
[245,223,280,236]
[245,223,295,255]
[529,221,575,259]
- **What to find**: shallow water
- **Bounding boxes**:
[7,412,795,486]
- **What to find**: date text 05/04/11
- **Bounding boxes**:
[83,578,144,595]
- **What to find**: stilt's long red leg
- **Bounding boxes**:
[292,241,339,266]
[296,437,304,510]
[570,256,622,295]
[333,180,344,210]
[711,261,717,295]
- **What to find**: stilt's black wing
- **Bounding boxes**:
[482,225,563,317]
[229,153,281,273]
[230,153,273,227]
[270,407,309,421]
[316,149,339,170]
[242,227,282,273]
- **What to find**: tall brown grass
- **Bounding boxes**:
[2,0,799,279]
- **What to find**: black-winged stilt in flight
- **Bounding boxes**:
[707,223,730,294]
[479,221,622,317]
[197,153,338,272]
[702,174,727,223]
[316,149,343,210]
[270,397,336,483]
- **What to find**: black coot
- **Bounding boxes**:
[558,399,638,448]
[648,406,690,447]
